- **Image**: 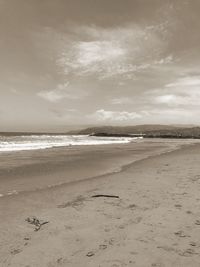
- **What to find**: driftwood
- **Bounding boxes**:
[92,194,119,199]
[25,216,49,231]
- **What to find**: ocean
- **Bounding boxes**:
[0,134,140,152]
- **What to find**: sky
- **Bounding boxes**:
[0,0,200,132]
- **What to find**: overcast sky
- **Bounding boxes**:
[0,0,200,131]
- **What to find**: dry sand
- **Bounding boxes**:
[1,139,200,266]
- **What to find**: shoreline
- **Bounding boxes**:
[0,139,196,198]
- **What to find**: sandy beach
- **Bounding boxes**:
[1,139,200,266]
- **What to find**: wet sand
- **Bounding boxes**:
[0,139,181,196]
[1,139,200,266]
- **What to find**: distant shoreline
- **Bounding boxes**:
[0,139,190,197]
[1,124,200,139]
[90,132,200,139]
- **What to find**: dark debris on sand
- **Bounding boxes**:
[25,216,49,231]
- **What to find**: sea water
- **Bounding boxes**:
[0,134,141,152]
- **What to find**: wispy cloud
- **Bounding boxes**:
[10,88,19,94]
[37,82,82,102]
[151,76,200,107]
[49,107,77,119]
[155,94,178,105]
[57,23,172,79]
[111,97,133,105]
[166,76,200,87]
[76,41,126,66]
[90,109,142,122]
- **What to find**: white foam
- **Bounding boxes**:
[0,135,142,152]
[7,190,18,195]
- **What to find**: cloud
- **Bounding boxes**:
[154,55,173,65]
[57,23,172,79]
[154,94,194,106]
[155,94,179,104]
[166,76,200,87]
[90,109,142,122]
[111,97,133,105]
[10,88,19,94]
[49,107,77,119]
[140,107,200,124]
[76,41,126,67]
[37,82,81,102]
[152,76,200,107]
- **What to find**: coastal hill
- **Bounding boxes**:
[1,125,200,139]
[68,125,200,139]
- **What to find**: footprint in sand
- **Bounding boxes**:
[189,241,197,247]
[127,204,137,210]
[174,230,190,238]
[186,210,192,214]
[178,248,199,257]
[57,195,86,209]
[191,175,200,182]
[103,259,127,267]
[10,248,22,255]
[174,204,182,209]
[86,251,95,257]
[86,243,108,258]
[99,244,107,250]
